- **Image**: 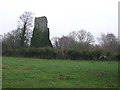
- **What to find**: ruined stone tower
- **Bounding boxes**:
[31,16,52,47]
[35,16,47,28]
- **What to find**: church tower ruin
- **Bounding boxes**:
[31,16,52,47]
[35,16,48,28]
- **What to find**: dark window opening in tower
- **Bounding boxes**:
[38,23,39,27]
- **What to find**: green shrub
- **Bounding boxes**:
[65,49,81,60]
[17,47,56,59]
[91,49,102,60]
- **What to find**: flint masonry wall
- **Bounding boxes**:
[35,16,48,28]
[31,16,52,47]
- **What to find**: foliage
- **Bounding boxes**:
[3,47,56,59]
[2,45,119,60]
[31,28,52,48]
[65,49,81,60]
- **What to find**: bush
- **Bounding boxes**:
[65,49,81,60]
[111,53,120,60]
[2,45,118,61]
[16,47,56,59]
[91,49,103,60]
[40,47,56,59]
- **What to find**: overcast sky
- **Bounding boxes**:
[0,0,119,41]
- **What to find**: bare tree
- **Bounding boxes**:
[98,33,118,52]
[67,30,94,50]
[68,31,77,41]
[76,30,94,44]
[2,29,21,49]
[52,36,71,49]
[18,11,33,47]
[51,37,59,48]
[68,30,94,44]
[52,30,94,51]
[58,36,70,49]
[0,35,2,43]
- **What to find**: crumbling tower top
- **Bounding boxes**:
[35,16,48,28]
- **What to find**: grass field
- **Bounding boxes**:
[2,57,118,88]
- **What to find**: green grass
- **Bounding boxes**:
[2,57,118,88]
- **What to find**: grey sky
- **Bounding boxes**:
[0,0,118,41]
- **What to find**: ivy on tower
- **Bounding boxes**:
[31,16,52,47]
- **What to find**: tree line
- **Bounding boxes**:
[1,11,119,60]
